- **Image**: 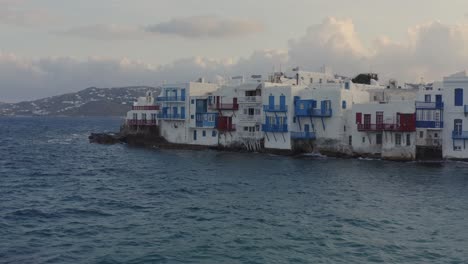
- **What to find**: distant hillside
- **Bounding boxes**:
[0,86,160,117]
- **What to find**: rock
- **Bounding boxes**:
[88,133,123,145]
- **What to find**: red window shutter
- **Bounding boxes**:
[356,113,362,124]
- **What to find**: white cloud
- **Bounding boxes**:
[144,15,264,38]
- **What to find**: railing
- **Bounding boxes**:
[209,103,239,111]
[416,121,443,129]
[156,96,186,102]
[126,119,157,126]
[157,113,186,120]
[310,108,333,117]
[357,123,416,132]
[263,105,288,112]
[415,101,444,109]
[195,113,218,128]
[262,124,288,133]
[237,131,264,139]
[238,96,262,103]
[452,131,468,139]
[291,131,316,139]
[238,114,262,122]
[132,105,160,111]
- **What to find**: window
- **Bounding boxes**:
[434,133,438,138]
[345,82,350,90]
[406,134,411,146]
[191,99,195,104]
[455,88,463,106]
[349,136,352,146]
[356,113,362,124]
[425,94,431,102]
[248,108,255,115]
[212,131,217,137]
[454,119,463,135]
[362,137,366,143]
[454,145,462,151]
[342,101,347,109]
[191,115,194,119]
[202,131,206,137]
[142,113,147,121]
[376,134,383,145]
[193,130,197,141]
[395,134,402,145]
[344,126,346,132]
[293,117,296,123]
[244,108,248,115]
[244,126,249,131]
[133,113,138,120]
[319,78,323,84]
[420,131,424,138]
[310,78,313,83]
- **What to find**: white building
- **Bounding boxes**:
[125,91,160,127]
[442,71,468,159]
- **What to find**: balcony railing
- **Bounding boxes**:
[238,114,262,122]
[126,119,157,126]
[217,124,236,132]
[157,113,186,120]
[209,103,239,111]
[195,113,218,128]
[238,131,263,139]
[156,96,186,102]
[263,105,288,112]
[238,96,262,103]
[357,123,416,132]
[132,105,160,111]
[415,101,444,109]
[262,124,288,133]
[310,108,333,117]
[452,131,468,139]
[416,121,443,129]
[291,131,316,139]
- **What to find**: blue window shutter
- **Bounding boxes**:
[279,95,286,109]
[269,95,274,107]
[455,88,463,106]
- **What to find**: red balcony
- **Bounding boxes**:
[132,105,160,111]
[217,116,236,132]
[357,123,416,132]
[126,119,157,126]
[209,97,239,111]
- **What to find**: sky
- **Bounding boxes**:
[1,0,468,102]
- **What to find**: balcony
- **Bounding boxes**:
[416,121,443,129]
[126,119,157,126]
[157,113,186,120]
[156,96,186,102]
[357,123,416,132]
[209,103,239,111]
[263,105,288,112]
[452,131,468,139]
[217,124,236,132]
[132,105,160,111]
[291,131,316,140]
[238,96,262,103]
[195,113,218,128]
[310,108,333,117]
[415,101,444,109]
[238,131,263,139]
[262,124,288,133]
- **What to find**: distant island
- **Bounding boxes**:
[0,86,160,117]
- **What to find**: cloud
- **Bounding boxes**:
[3,17,468,102]
[145,15,264,38]
[56,24,147,40]
[0,0,55,27]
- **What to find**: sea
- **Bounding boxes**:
[1,116,468,264]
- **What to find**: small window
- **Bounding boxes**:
[362,137,366,143]
[406,134,411,146]
[425,94,431,103]
[376,134,383,145]
[342,101,347,109]
[244,126,249,131]
[455,88,463,106]
[454,145,462,151]
[344,126,346,132]
[395,134,402,146]
[293,117,296,123]
[202,131,206,137]
[345,82,350,90]
[434,133,438,138]
[212,131,217,137]
[191,115,194,119]
[349,136,352,146]
[191,99,195,104]
[419,131,424,138]
[310,78,313,83]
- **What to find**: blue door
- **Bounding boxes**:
[269,95,275,109]
[181,89,186,100]
[455,88,463,106]
[280,95,286,110]
[162,107,168,118]
[181,106,185,119]
[173,107,178,118]
[304,124,310,137]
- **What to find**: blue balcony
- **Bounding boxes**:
[157,113,186,120]
[195,113,218,128]
[263,105,288,112]
[452,131,468,139]
[415,101,444,109]
[310,108,333,117]
[156,96,186,102]
[291,131,316,140]
[262,124,288,133]
[416,121,444,129]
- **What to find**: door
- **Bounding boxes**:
[435,111,441,128]
[454,119,462,135]
[364,114,371,130]
[376,112,383,129]
[181,89,186,100]
[173,107,178,118]
[279,95,286,110]
[269,95,275,109]
[304,124,310,137]
[193,130,197,141]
